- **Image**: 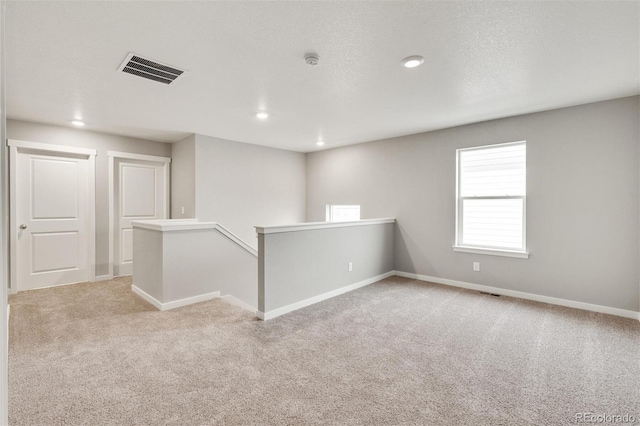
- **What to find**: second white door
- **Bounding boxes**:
[114,158,168,276]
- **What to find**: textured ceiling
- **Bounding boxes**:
[5,1,639,152]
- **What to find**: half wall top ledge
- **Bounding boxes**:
[255,218,396,235]
[131,218,259,312]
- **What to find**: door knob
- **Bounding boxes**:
[19,224,27,230]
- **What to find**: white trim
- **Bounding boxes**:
[394,271,639,320]
[452,246,529,259]
[257,270,395,320]
[255,218,395,235]
[215,223,257,257]
[157,290,221,311]
[457,140,527,154]
[326,204,361,222]
[220,295,257,313]
[131,285,163,309]
[455,140,527,254]
[9,145,16,293]
[94,274,113,282]
[108,154,114,279]
[108,151,171,278]
[107,151,171,164]
[88,154,96,282]
[132,220,258,257]
[8,140,97,291]
[131,219,199,231]
[8,139,96,156]
[131,285,220,311]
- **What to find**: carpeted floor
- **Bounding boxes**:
[8,276,640,425]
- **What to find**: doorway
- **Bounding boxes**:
[108,152,170,277]
[9,140,96,292]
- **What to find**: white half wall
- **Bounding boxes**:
[257,219,395,319]
[132,220,257,311]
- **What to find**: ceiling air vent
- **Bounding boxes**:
[118,53,185,85]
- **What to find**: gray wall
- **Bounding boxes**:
[132,228,164,301]
[164,230,257,308]
[259,222,395,313]
[306,96,640,312]
[7,119,172,277]
[194,134,306,249]
[170,134,196,219]
[133,226,257,309]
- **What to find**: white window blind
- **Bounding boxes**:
[456,142,526,252]
[326,205,360,222]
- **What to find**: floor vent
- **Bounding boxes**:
[479,291,501,297]
[118,53,185,85]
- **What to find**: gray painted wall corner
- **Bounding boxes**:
[170,134,197,219]
[193,133,306,250]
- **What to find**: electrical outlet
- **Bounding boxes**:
[473,262,480,272]
[348,262,353,272]
[181,206,185,215]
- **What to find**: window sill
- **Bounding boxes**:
[453,246,529,259]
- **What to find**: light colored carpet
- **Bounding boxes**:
[8,276,640,425]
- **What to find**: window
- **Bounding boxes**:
[326,205,360,222]
[454,141,528,258]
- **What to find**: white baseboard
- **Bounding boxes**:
[394,271,640,321]
[131,285,163,309]
[162,291,221,310]
[220,295,257,313]
[94,274,113,282]
[131,285,220,311]
[257,270,395,321]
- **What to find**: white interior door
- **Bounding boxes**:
[114,158,168,276]
[14,149,92,291]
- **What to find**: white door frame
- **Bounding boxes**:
[108,151,170,279]
[8,139,97,293]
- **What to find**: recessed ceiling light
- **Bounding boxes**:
[71,120,85,127]
[402,56,424,68]
[316,140,325,146]
[256,112,269,120]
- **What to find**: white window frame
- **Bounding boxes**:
[453,141,529,259]
[326,205,361,222]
